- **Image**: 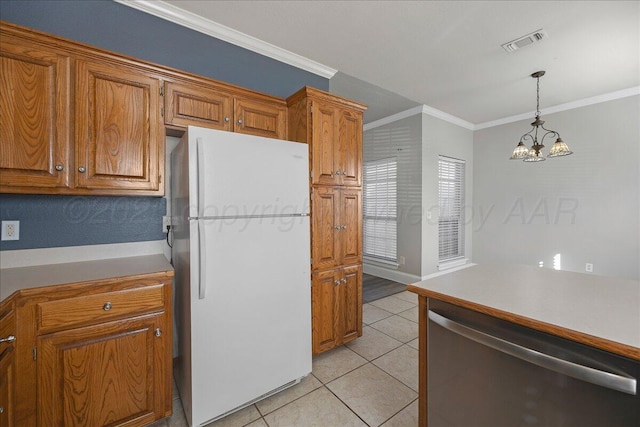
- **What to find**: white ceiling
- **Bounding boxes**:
[133,0,639,125]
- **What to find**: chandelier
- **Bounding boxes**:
[510,71,573,162]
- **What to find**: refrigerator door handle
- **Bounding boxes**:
[428,310,637,395]
[196,137,205,218]
[198,219,207,299]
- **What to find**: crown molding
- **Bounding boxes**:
[421,104,476,130]
[364,104,474,131]
[366,86,640,132]
[113,0,337,78]
[475,86,640,130]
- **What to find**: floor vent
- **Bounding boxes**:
[502,29,547,53]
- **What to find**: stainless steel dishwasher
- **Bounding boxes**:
[427,300,639,427]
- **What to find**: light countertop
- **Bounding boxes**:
[408,263,640,360]
[0,254,174,302]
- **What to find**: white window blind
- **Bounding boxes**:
[363,158,397,262]
[438,156,465,262]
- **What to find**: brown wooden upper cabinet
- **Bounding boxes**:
[0,21,295,196]
[0,22,165,196]
[287,87,365,187]
[0,31,72,191]
[164,79,287,140]
[75,58,163,193]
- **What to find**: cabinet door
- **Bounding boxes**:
[37,314,169,427]
[310,102,339,186]
[337,265,362,344]
[234,97,287,139]
[312,187,339,271]
[337,110,363,187]
[0,348,13,427]
[75,59,163,194]
[311,270,339,354]
[339,189,362,266]
[0,308,15,427]
[0,37,71,191]
[164,80,232,131]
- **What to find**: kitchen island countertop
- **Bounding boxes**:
[408,263,640,360]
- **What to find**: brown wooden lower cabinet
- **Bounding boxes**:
[0,305,15,427]
[311,264,362,354]
[0,257,173,427]
[37,314,167,427]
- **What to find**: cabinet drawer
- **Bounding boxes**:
[37,284,165,332]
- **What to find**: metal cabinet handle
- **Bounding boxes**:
[428,310,637,395]
[341,278,347,284]
[0,335,16,344]
[341,225,347,230]
[0,406,3,414]
[154,328,162,337]
[78,166,86,173]
[224,117,230,122]
[237,119,243,125]
[334,280,340,286]
[55,164,64,171]
[334,225,341,230]
[103,302,112,311]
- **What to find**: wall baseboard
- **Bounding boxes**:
[363,264,422,284]
[364,262,477,285]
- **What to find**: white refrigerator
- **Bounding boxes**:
[171,126,311,427]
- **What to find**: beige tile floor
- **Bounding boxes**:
[151,291,419,427]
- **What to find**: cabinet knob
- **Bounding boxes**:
[334,280,340,286]
[78,166,86,173]
[341,225,347,230]
[341,278,347,284]
[334,171,341,176]
[55,164,64,171]
[334,225,341,230]
[224,117,230,123]
[154,328,162,337]
[0,406,3,414]
[103,302,112,311]
[0,335,16,344]
[237,119,243,125]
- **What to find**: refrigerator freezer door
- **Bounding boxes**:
[189,217,311,425]
[188,127,310,219]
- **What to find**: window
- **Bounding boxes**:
[438,156,465,262]
[363,158,397,263]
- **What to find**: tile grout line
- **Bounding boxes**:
[320,346,418,426]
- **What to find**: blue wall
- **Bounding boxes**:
[0,0,329,250]
[0,195,166,250]
[0,0,328,96]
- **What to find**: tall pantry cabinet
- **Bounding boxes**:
[287,87,366,354]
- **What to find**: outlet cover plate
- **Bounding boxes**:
[1,220,20,241]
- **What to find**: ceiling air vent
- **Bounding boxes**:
[502,29,547,53]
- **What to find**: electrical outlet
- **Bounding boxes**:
[399,256,406,265]
[162,216,171,233]
[585,263,593,273]
[1,220,20,241]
